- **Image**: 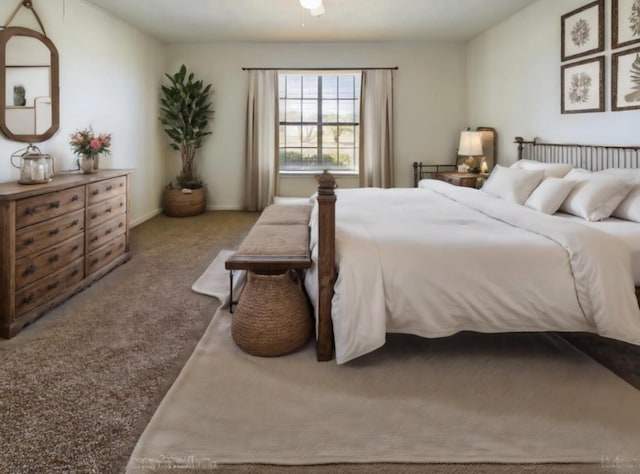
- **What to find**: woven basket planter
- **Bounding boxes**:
[232,271,312,357]
[163,187,206,217]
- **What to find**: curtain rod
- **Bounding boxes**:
[241,67,398,71]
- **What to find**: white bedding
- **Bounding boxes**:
[555,213,640,286]
[306,180,640,364]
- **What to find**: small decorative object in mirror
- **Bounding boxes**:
[10,144,54,184]
[69,127,111,173]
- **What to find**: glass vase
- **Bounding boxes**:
[80,154,97,174]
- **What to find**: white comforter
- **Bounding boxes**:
[305,180,640,364]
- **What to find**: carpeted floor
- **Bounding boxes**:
[1,210,639,474]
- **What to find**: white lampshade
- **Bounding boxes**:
[458,131,483,156]
[300,0,323,9]
[310,4,325,16]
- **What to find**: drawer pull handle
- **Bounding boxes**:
[105,250,113,257]
[91,258,99,266]
[26,206,36,216]
[106,207,112,213]
[120,202,124,207]
[106,229,112,235]
[71,269,79,277]
[49,228,59,236]
[92,212,98,219]
[71,219,79,227]
[91,236,99,243]
[24,264,37,276]
[119,222,124,228]
[49,254,59,263]
[71,195,79,202]
[120,183,124,187]
[47,281,59,291]
[23,237,35,246]
[106,185,113,191]
[22,294,34,305]
[71,245,79,252]
[92,190,99,196]
[119,243,124,249]
[50,201,60,209]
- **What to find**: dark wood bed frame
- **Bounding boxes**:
[313,137,640,362]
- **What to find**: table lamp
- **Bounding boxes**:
[458,131,483,173]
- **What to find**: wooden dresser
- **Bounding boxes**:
[0,170,131,338]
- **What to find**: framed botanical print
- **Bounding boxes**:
[612,46,640,111]
[613,0,640,49]
[561,0,605,61]
[561,56,605,114]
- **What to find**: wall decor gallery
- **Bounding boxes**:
[561,0,640,113]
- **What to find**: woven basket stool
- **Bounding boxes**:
[232,271,312,357]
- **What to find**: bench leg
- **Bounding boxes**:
[229,270,237,313]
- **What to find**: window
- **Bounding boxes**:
[278,72,361,173]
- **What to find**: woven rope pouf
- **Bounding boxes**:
[232,271,312,357]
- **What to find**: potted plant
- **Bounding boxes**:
[159,64,214,216]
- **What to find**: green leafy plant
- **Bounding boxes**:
[160,65,214,189]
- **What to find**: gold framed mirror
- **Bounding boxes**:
[0,26,59,142]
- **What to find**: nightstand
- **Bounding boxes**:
[434,172,488,188]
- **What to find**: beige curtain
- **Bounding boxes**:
[359,69,394,188]
[244,70,279,211]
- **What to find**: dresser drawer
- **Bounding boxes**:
[15,235,85,290]
[87,234,126,275]
[16,209,85,258]
[15,258,84,317]
[87,214,127,253]
[16,186,85,229]
[87,194,126,229]
[87,176,126,206]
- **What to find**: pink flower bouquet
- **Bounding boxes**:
[69,128,112,156]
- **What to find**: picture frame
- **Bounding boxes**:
[561,56,604,114]
[561,0,604,62]
[612,0,640,49]
[612,46,640,111]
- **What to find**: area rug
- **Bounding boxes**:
[191,249,245,305]
[127,306,640,471]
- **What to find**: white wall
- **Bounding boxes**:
[166,42,468,208]
[467,0,640,166]
[0,0,166,226]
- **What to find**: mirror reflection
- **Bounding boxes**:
[0,27,59,142]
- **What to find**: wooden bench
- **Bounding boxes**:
[224,203,313,311]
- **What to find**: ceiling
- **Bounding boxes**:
[83,0,538,43]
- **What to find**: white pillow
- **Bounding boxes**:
[600,169,640,222]
[510,159,575,178]
[559,172,633,221]
[524,177,576,214]
[482,165,545,204]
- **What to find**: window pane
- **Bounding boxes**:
[338,100,355,122]
[302,148,320,169]
[354,99,360,122]
[323,75,338,98]
[302,100,317,122]
[279,99,286,121]
[285,125,302,147]
[278,76,285,99]
[279,125,285,146]
[285,100,301,122]
[285,75,302,98]
[302,76,318,98]
[338,76,354,99]
[322,99,338,122]
[338,148,356,170]
[338,125,355,146]
[301,125,317,146]
[280,149,302,170]
[322,147,338,167]
[322,125,340,147]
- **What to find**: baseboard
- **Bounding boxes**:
[206,205,244,211]
[130,208,162,228]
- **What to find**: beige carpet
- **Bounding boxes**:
[128,301,640,471]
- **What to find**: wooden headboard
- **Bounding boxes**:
[515,137,640,171]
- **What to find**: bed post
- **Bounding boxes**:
[316,171,336,361]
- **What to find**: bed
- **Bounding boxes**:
[306,138,640,363]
